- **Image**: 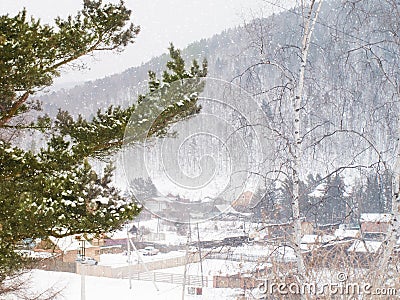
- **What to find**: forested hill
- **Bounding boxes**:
[38,0,400,172]
[37,24,247,118]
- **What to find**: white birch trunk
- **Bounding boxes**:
[378,137,400,279]
[291,0,323,285]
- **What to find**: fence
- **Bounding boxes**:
[127,271,207,287]
[35,258,76,273]
[76,252,201,278]
[213,274,259,289]
[206,252,267,263]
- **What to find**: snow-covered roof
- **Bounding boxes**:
[301,234,336,244]
[301,234,319,244]
[360,213,391,223]
[334,229,359,238]
[347,240,382,253]
[202,197,215,203]
[15,250,55,259]
[149,196,174,203]
[308,183,326,198]
[49,235,95,252]
[321,235,336,243]
[275,246,296,262]
[215,205,251,216]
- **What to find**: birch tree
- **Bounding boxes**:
[243,0,325,282]
[291,0,323,280]
[340,0,400,280]
[237,0,394,291]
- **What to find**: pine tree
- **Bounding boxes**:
[359,170,392,213]
[0,1,207,284]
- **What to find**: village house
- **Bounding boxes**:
[360,213,391,240]
[231,191,254,210]
[35,235,101,263]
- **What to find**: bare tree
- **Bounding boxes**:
[339,0,400,280]
[291,0,324,281]
[238,0,325,284]
[234,0,400,295]
[1,269,63,300]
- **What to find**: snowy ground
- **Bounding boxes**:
[159,259,268,277]
[99,251,186,267]
[110,219,263,246]
[16,219,282,299]
[20,270,242,300]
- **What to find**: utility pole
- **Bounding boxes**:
[182,220,191,300]
[127,233,159,291]
[81,263,86,300]
[196,223,204,287]
[79,237,86,300]
[127,225,132,290]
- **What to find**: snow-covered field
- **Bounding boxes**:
[10,219,287,299]
[99,251,186,267]
[21,270,241,300]
[159,259,267,277]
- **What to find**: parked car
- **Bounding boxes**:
[141,246,159,256]
[178,246,198,254]
[188,246,198,253]
[76,255,98,265]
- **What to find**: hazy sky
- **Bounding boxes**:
[0,0,293,87]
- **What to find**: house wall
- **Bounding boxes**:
[301,222,314,235]
[213,269,268,289]
[62,247,101,262]
[361,222,388,233]
[91,238,105,246]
